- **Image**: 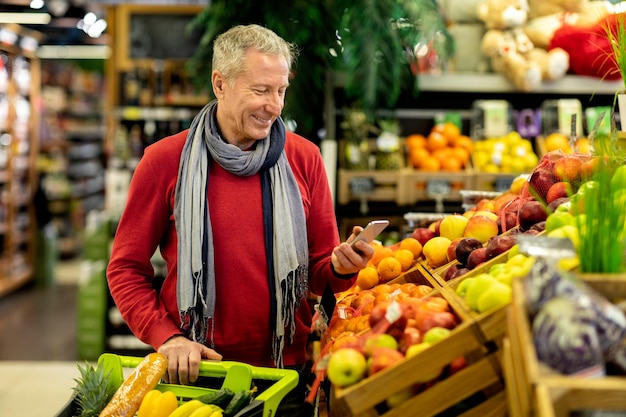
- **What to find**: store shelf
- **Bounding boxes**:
[417,73,622,95]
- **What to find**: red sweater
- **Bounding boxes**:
[106,129,354,367]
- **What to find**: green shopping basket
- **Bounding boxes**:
[56,353,299,417]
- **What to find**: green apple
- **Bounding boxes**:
[422,327,451,344]
[327,347,368,388]
[488,263,506,277]
[507,243,520,260]
[545,211,575,234]
[455,277,475,298]
[476,282,512,313]
[464,274,498,311]
[363,333,399,356]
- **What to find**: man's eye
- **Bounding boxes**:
[254,89,266,94]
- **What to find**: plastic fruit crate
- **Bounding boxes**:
[56,353,299,417]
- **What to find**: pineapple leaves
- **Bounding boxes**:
[73,361,115,417]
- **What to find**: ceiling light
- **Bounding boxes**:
[30,0,45,9]
[0,12,51,25]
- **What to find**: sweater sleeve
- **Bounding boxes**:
[106,134,185,349]
[286,133,356,296]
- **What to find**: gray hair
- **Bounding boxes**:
[212,24,298,84]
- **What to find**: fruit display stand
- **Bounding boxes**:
[327,262,508,417]
[328,288,507,417]
[56,354,299,417]
[504,278,626,417]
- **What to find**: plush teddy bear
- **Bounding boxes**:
[477,0,570,91]
[524,0,613,49]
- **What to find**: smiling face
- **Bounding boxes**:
[212,49,290,150]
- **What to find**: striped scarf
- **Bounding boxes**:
[174,100,309,367]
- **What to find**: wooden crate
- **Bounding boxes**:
[473,173,518,193]
[504,279,626,417]
[398,169,475,206]
[336,168,404,205]
[329,284,508,417]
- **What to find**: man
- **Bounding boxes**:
[106,24,373,414]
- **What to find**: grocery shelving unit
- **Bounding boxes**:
[0,24,41,298]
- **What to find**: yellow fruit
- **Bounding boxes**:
[394,249,415,271]
[422,236,452,268]
[377,256,403,282]
[544,132,571,153]
[356,266,380,290]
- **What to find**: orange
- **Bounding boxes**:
[356,266,380,290]
[377,256,403,282]
[394,249,415,271]
[453,135,474,153]
[426,131,448,152]
[405,134,426,150]
[331,331,360,352]
[420,156,441,172]
[409,146,430,169]
[433,122,461,142]
[432,147,452,165]
[369,245,394,267]
[399,237,422,259]
[441,156,463,172]
[410,285,433,298]
[450,146,470,166]
[399,282,417,294]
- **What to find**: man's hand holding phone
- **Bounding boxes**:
[350,220,389,253]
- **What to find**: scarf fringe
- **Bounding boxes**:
[273,264,308,368]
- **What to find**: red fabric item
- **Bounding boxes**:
[106,129,355,368]
[550,13,624,80]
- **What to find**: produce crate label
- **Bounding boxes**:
[349,177,375,195]
[427,179,451,196]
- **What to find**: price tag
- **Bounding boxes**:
[350,177,375,195]
[427,180,451,196]
[495,176,514,193]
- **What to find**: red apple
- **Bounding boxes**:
[368,347,405,375]
[553,154,582,183]
[529,168,556,201]
[411,227,435,246]
[463,215,499,243]
[443,264,470,281]
[414,309,457,334]
[446,237,464,262]
[546,181,573,204]
[397,327,422,354]
[455,237,483,266]
[466,247,489,269]
[518,200,548,231]
[369,301,408,339]
[485,235,516,258]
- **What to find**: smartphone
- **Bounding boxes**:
[350,220,390,249]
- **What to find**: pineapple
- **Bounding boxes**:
[375,119,403,170]
[73,361,115,417]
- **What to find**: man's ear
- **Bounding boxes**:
[212,71,225,97]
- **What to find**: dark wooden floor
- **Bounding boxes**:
[0,281,78,361]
